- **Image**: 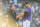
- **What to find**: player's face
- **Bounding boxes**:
[25,4,29,8]
[11,5,15,10]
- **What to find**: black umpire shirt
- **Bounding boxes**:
[9,10,16,20]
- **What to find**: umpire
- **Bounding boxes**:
[10,5,16,20]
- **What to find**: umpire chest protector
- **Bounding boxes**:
[10,10,16,19]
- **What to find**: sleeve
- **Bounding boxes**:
[24,11,29,18]
[24,11,28,15]
[23,8,31,18]
[24,8,31,15]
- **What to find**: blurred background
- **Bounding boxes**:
[0,0,40,27]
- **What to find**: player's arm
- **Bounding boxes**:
[16,13,24,19]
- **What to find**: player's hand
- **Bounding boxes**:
[16,13,24,19]
[16,16,19,19]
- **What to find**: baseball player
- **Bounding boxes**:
[16,2,32,27]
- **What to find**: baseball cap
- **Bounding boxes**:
[24,1,30,5]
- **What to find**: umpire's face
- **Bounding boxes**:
[11,5,15,10]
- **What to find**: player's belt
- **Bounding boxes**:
[23,20,29,22]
